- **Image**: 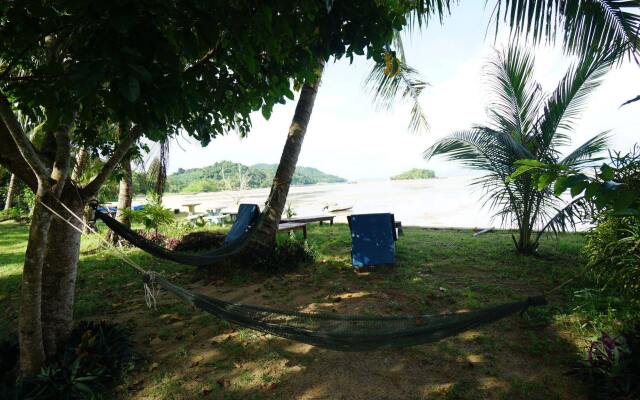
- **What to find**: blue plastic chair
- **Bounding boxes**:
[224,204,260,244]
[347,213,397,267]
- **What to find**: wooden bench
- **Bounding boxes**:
[278,222,308,239]
[281,215,335,226]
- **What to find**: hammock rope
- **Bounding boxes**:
[40,198,550,352]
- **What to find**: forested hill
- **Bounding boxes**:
[390,168,436,180]
[167,161,346,193]
[252,163,346,186]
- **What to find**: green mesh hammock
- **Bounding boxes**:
[152,275,546,352]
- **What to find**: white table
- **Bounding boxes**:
[182,203,201,216]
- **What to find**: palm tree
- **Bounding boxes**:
[245,64,325,251]
[243,0,639,254]
[424,44,613,254]
[243,3,454,254]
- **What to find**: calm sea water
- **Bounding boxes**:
[158,177,501,229]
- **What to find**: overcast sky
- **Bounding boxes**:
[165,2,639,181]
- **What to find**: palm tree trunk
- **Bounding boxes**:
[72,147,88,181]
[245,64,324,254]
[4,173,16,210]
[107,156,133,243]
[115,157,133,226]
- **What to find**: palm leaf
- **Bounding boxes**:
[407,0,456,31]
[486,46,544,140]
[560,131,610,167]
[539,196,594,237]
[492,0,640,59]
[364,60,430,134]
[538,49,615,154]
[620,94,640,107]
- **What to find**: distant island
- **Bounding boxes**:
[167,161,346,193]
[391,168,436,180]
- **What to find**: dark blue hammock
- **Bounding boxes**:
[95,204,260,266]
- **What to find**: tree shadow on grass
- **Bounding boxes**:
[0,223,591,399]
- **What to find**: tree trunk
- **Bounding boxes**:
[115,157,133,226]
[245,65,324,254]
[107,157,133,243]
[41,188,83,358]
[72,147,88,182]
[4,173,16,210]
[18,195,52,375]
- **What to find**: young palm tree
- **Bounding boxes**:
[424,44,614,254]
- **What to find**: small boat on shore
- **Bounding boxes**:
[323,203,353,213]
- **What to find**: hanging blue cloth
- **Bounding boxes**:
[224,204,260,244]
[347,213,396,267]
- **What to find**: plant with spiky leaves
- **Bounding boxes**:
[425,44,614,254]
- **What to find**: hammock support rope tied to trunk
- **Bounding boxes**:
[42,198,549,352]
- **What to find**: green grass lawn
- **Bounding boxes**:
[0,220,608,399]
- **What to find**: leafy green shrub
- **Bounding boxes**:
[0,207,24,222]
[125,193,174,236]
[1,321,134,400]
[252,236,315,272]
[571,326,640,400]
[284,202,296,218]
[172,231,226,253]
[584,215,640,306]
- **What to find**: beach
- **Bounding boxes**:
[156,176,500,229]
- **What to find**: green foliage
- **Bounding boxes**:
[285,202,296,219]
[492,1,640,59]
[125,193,174,235]
[0,207,23,222]
[0,321,134,400]
[252,164,346,186]
[571,327,640,400]
[512,145,640,217]
[251,236,316,272]
[425,44,612,254]
[167,161,345,193]
[364,58,431,135]
[583,215,640,305]
[180,179,222,194]
[1,1,420,149]
[390,168,436,180]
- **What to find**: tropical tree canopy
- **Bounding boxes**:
[1,0,416,154]
[424,44,615,254]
